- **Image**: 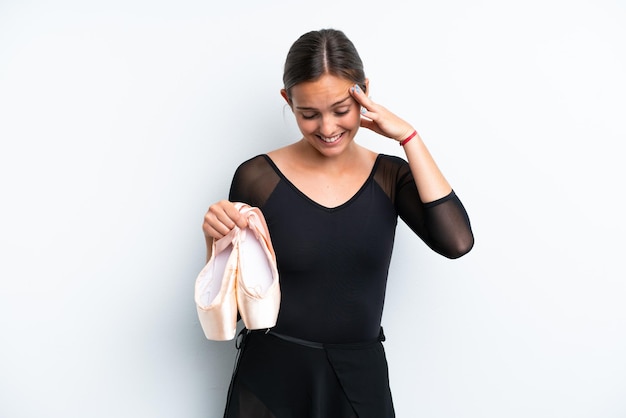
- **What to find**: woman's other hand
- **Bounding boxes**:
[202,200,248,241]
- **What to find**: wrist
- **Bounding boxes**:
[399,130,417,146]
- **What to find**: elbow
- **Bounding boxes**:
[438,234,474,259]
[449,238,474,259]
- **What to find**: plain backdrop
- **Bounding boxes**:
[1,0,625,417]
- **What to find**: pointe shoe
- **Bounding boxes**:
[235,204,280,331]
[194,226,239,341]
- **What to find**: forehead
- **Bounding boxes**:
[290,74,354,108]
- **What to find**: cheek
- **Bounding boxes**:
[346,110,361,127]
[296,118,317,132]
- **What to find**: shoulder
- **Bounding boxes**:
[375,154,411,176]
[231,154,279,188]
[236,154,268,168]
[377,153,408,165]
[230,154,281,207]
[233,154,273,177]
[372,154,414,201]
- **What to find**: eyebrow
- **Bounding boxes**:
[295,95,352,111]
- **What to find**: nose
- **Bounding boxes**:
[319,115,337,137]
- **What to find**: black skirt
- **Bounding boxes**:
[223,329,395,418]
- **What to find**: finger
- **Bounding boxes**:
[360,105,381,121]
[359,117,376,131]
[223,202,251,231]
[204,201,244,238]
[202,222,226,240]
[350,86,384,124]
[227,205,249,230]
[359,118,385,137]
[203,211,231,239]
[350,84,375,109]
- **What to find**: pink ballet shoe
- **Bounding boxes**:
[236,205,280,331]
[194,226,239,341]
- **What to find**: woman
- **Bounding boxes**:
[203,28,474,418]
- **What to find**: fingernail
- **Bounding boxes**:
[361,106,367,114]
[355,84,361,93]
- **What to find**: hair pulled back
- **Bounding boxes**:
[282,29,366,100]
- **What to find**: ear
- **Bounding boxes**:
[280,89,292,107]
[364,78,370,94]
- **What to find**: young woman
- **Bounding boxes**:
[202,28,474,418]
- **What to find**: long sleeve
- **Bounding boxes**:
[376,155,474,259]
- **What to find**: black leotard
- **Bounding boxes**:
[229,154,473,344]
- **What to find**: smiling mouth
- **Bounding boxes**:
[318,132,343,143]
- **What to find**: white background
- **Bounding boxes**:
[1,0,625,417]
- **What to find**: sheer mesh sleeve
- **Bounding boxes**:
[228,155,280,208]
[375,155,474,259]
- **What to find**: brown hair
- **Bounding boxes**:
[282,29,366,101]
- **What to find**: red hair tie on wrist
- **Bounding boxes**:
[399,130,417,146]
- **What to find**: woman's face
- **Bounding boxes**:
[283,74,361,157]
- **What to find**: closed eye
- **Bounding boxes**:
[299,104,352,120]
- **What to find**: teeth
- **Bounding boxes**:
[320,133,341,143]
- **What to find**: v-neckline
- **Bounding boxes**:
[262,154,382,211]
